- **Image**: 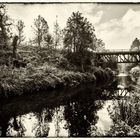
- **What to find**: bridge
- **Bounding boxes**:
[93,49,140,63]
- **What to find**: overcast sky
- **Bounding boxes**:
[6,3,140,49]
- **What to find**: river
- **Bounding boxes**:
[0,71,139,137]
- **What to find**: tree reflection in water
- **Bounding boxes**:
[0,114,10,137]
[7,115,26,137]
[64,93,105,137]
[0,85,110,137]
[32,106,66,137]
[5,108,54,137]
[32,108,53,137]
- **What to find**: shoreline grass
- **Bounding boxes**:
[0,63,115,99]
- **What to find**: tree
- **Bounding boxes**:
[16,20,25,46]
[64,11,96,53]
[53,16,62,49]
[130,38,140,50]
[32,15,49,48]
[63,11,96,71]
[0,4,12,49]
[95,39,105,51]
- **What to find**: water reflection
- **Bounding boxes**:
[95,101,113,134]
[0,85,107,137]
[64,98,105,137]
[0,75,139,137]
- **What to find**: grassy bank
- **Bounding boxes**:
[0,48,115,99]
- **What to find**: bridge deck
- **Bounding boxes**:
[95,51,140,55]
[93,49,140,63]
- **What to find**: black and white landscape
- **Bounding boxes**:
[0,2,140,137]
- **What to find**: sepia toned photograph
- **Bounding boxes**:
[0,2,140,137]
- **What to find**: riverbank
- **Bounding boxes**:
[0,64,115,99]
[0,48,115,99]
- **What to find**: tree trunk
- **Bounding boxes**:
[0,25,7,49]
[12,36,18,59]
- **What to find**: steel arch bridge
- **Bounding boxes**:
[94,49,140,63]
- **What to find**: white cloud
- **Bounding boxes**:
[84,10,103,26]
[93,10,104,24]
[122,9,140,32]
[95,9,140,50]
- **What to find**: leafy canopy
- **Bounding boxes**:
[64,11,96,52]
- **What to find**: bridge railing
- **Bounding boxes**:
[95,49,140,53]
[96,49,135,52]
[88,48,140,53]
[104,49,130,52]
[89,49,130,52]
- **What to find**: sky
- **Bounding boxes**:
[6,3,140,49]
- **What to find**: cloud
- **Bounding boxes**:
[122,9,140,32]
[85,10,103,25]
[6,4,140,50]
[95,9,140,49]
[94,11,104,24]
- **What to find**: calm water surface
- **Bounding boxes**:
[0,74,137,137]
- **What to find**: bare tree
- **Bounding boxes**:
[16,20,25,46]
[53,16,62,49]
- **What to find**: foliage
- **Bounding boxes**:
[94,39,105,51]
[107,121,140,136]
[64,11,96,53]
[65,50,93,72]
[44,33,53,49]
[64,11,96,71]
[130,38,140,50]
[0,8,115,99]
[0,60,97,98]
[106,91,140,136]
[94,67,114,85]
[63,11,106,71]
[0,4,12,48]
[130,66,140,83]
[32,15,49,48]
